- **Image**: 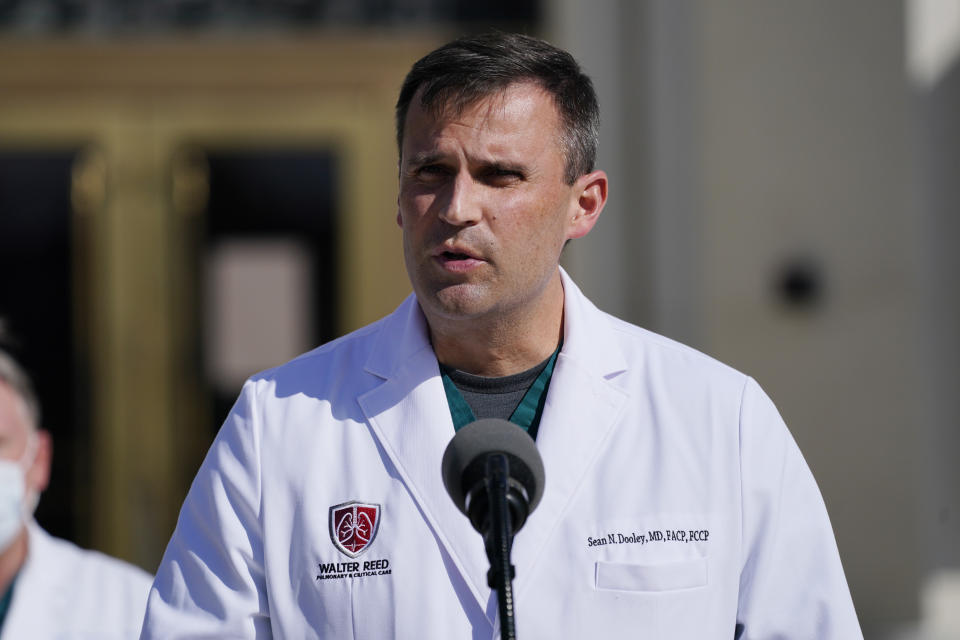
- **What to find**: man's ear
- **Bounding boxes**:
[396,209,403,228]
[26,429,52,495]
[566,170,608,240]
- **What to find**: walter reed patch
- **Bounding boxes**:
[316,500,392,581]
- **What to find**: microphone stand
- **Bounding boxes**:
[484,453,517,640]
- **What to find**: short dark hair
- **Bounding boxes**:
[395,32,600,185]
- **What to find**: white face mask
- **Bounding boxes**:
[0,433,38,553]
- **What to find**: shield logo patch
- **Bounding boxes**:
[329,501,381,558]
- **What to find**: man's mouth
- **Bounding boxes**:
[432,244,482,260]
[433,247,485,271]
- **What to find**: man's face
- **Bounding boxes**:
[0,381,48,497]
[397,82,585,326]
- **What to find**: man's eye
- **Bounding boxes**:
[418,165,448,177]
[485,168,523,184]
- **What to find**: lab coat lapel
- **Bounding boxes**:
[357,296,492,622]
[511,271,629,596]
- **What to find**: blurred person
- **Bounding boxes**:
[142,33,861,638]
[0,348,152,639]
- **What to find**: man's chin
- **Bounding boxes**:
[420,284,495,322]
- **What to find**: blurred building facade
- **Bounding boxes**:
[0,1,957,637]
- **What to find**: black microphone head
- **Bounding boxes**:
[441,418,545,519]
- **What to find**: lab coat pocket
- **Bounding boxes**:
[595,557,707,592]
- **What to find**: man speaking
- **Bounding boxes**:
[142,33,862,638]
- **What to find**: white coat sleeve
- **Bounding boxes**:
[141,380,270,639]
[735,377,863,639]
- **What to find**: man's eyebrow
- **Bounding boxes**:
[481,160,527,174]
[405,151,445,167]
[403,152,528,176]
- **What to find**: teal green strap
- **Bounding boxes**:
[0,573,17,632]
[441,371,477,431]
[507,345,560,439]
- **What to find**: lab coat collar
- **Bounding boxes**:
[357,268,631,626]
[556,266,629,378]
[2,522,64,639]
[362,293,432,381]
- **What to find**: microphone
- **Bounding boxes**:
[442,418,545,535]
[442,419,545,640]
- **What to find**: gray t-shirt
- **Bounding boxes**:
[439,356,552,422]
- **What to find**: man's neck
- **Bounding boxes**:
[0,527,28,596]
[427,280,565,377]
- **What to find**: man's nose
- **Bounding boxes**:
[438,172,482,226]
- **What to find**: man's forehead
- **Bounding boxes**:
[408,81,556,134]
[419,83,512,121]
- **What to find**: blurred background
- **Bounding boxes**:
[0,0,957,637]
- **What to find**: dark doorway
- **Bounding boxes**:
[196,149,339,433]
[0,149,87,545]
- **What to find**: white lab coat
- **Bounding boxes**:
[2,521,153,639]
[142,270,862,639]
